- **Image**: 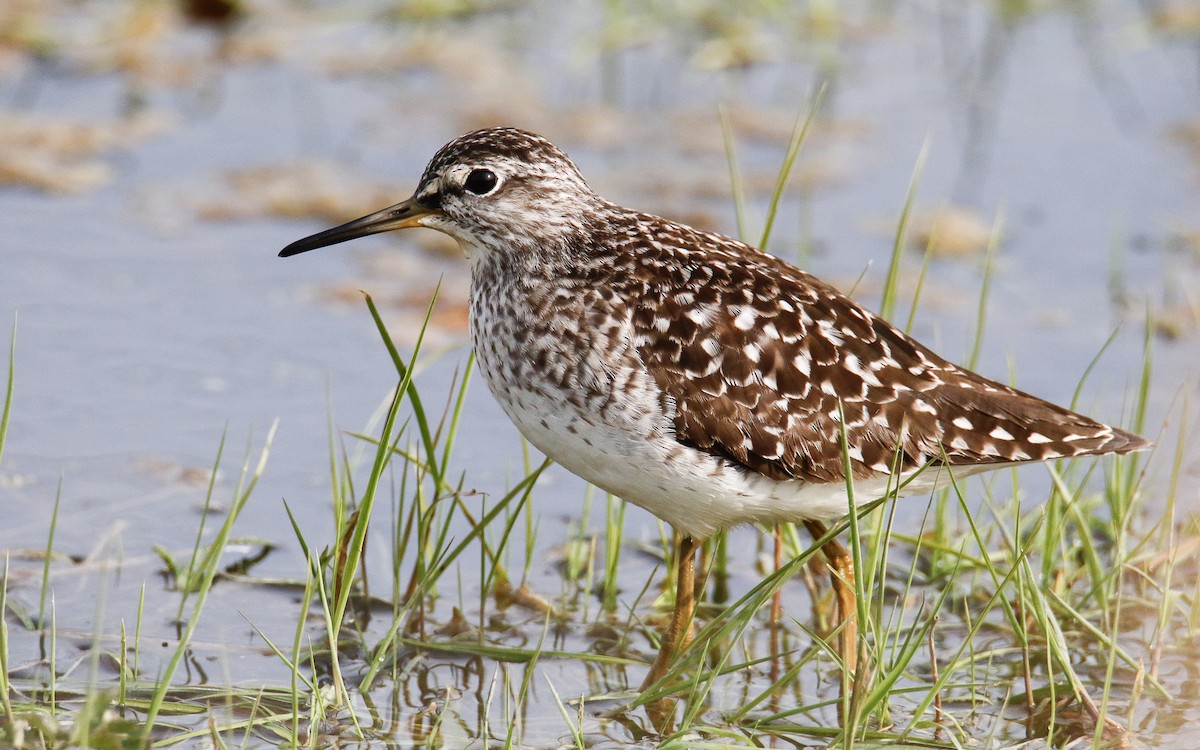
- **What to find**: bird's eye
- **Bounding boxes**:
[464,168,499,195]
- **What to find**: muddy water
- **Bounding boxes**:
[0,1,1197,747]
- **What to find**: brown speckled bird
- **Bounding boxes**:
[280,127,1149,691]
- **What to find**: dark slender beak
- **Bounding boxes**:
[278,196,434,257]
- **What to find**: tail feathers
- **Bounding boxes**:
[918,384,1151,467]
[1098,426,1152,455]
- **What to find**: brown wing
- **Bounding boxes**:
[627,217,1147,485]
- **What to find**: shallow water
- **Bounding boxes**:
[0,1,1197,747]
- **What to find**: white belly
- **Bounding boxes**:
[497,385,867,539]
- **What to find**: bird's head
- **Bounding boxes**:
[279,127,600,261]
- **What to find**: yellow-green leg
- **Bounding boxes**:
[803,520,858,674]
[641,534,698,689]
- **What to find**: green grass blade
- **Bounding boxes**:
[38,476,62,628]
[759,86,825,252]
[719,104,748,242]
[364,289,442,480]
[0,315,12,468]
[965,209,1002,371]
[0,557,12,723]
[880,134,930,321]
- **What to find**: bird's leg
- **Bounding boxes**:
[770,524,784,626]
[641,534,698,689]
[803,520,858,674]
[695,537,710,602]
